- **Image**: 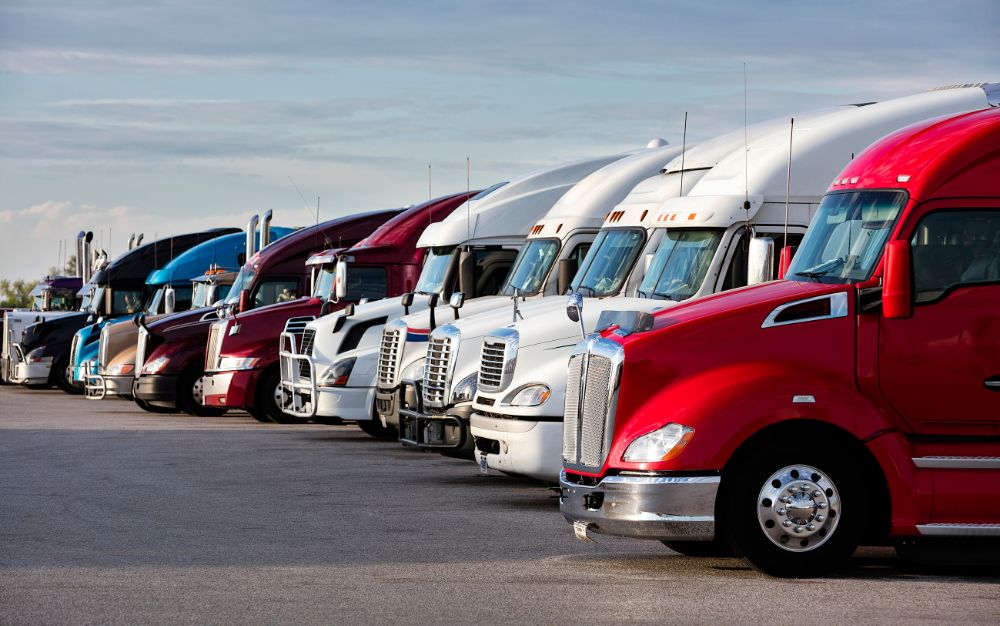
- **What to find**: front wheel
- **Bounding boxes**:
[52,355,82,395]
[256,368,307,424]
[177,368,227,417]
[722,437,864,577]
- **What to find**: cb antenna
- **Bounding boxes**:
[466,157,471,243]
[679,111,688,195]
[784,117,795,247]
[742,62,753,238]
[428,164,432,202]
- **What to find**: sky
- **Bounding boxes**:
[1,0,997,279]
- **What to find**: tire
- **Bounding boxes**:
[52,355,83,395]
[177,367,228,417]
[358,414,397,439]
[255,368,306,424]
[661,539,733,557]
[722,436,864,577]
[134,397,179,414]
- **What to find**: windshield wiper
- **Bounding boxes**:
[795,258,845,281]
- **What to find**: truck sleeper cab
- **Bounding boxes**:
[560,106,1000,577]
[472,84,996,484]
[1,275,82,385]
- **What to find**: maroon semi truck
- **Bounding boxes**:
[133,209,401,416]
[201,191,478,424]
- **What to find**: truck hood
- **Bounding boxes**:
[397,295,512,332]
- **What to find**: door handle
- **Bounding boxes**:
[986,377,1000,391]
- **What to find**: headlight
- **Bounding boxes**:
[107,363,135,376]
[622,423,695,463]
[319,357,356,387]
[26,348,52,364]
[216,356,259,371]
[505,384,550,407]
[451,372,478,403]
[400,358,425,383]
[143,355,169,374]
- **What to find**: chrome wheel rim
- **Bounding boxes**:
[273,384,283,407]
[757,464,840,552]
[191,376,204,404]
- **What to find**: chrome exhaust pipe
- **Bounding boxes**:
[259,210,273,251]
[76,231,86,279]
[245,214,259,260]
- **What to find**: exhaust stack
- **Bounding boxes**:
[83,231,94,283]
[127,233,136,250]
[245,214,259,260]
[259,210,273,251]
[75,231,86,279]
[135,233,144,247]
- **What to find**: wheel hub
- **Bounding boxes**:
[757,464,840,552]
[192,376,204,404]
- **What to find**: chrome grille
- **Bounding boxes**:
[135,327,148,378]
[283,316,315,336]
[98,325,110,369]
[377,321,405,386]
[205,322,224,372]
[562,337,622,471]
[477,328,519,393]
[422,334,453,406]
[299,329,317,356]
[2,313,9,358]
[69,333,81,368]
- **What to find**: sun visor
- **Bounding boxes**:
[654,195,764,229]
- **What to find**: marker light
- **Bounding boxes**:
[622,423,695,463]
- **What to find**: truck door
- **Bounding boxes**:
[878,206,1000,523]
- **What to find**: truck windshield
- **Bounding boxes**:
[192,282,210,309]
[312,263,336,298]
[224,268,256,305]
[501,238,559,296]
[638,229,723,301]
[415,247,456,294]
[788,190,907,284]
[571,229,645,297]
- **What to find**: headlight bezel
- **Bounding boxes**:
[450,371,478,404]
[215,356,260,371]
[622,422,695,463]
[502,383,550,407]
[143,355,170,374]
[318,356,357,387]
[106,363,135,376]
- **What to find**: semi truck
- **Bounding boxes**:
[2,274,82,385]
[559,104,1000,577]
[84,221,295,401]
[278,150,637,435]
[200,192,477,424]
[471,84,995,483]
[13,228,239,393]
[132,210,397,416]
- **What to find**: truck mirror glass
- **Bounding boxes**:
[320,299,335,317]
[747,237,775,285]
[566,292,585,339]
[557,258,579,295]
[164,288,176,314]
[778,246,797,280]
[335,262,347,300]
[882,240,912,319]
[449,291,465,310]
[643,252,655,275]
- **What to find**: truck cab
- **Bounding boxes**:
[560,105,1000,577]
[1,274,82,384]
[472,85,995,483]
[278,152,627,435]
[84,225,294,401]
[133,210,393,416]
[200,193,475,423]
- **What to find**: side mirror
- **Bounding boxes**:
[449,291,465,310]
[778,246,797,280]
[643,252,655,275]
[133,313,144,328]
[320,299,336,317]
[164,287,176,314]
[557,258,579,295]
[566,292,585,339]
[334,262,347,300]
[427,292,439,329]
[747,237,775,285]
[882,240,912,320]
[400,292,414,315]
[238,290,250,314]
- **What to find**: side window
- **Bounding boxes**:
[346,267,387,302]
[255,279,300,307]
[568,242,591,267]
[473,249,518,297]
[721,230,804,290]
[910,210,1000,303]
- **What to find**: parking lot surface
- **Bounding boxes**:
[1,385,998,625]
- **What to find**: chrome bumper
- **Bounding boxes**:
[398,403,473,450]
[559,471,719,541]
[278,331,316,418]
[85,373,131,399]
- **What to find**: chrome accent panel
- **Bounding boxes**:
[562,336,624,473]
[560,472,718,541]
[205,320,226,372]
[377,319,407,387]
[135,326,148,378]
[477,327,519,393]
[422,324,460,408]
[917,523,1000,537]
[69,333,81,370]
[761,292,849,329]
[98,324,110,369]
[912,456,1000,469]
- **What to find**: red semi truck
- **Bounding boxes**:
[560,107,1000,577]
[133,209,399,416]
[201,192,478,424]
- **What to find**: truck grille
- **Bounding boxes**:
[69,333,81,368]
[2,313,9,358]
[422,325,460,407]
[299,329,317,356]
[562,338,622,470]
[477,328,519,393]
[206,322,225,372]
[135,327,148,378]
[377,321,406,386]
[283,316,315,337]
[98,325,110,369]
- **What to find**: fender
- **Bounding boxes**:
[144,336,207,376]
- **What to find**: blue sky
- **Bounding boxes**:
[1,0,997,278]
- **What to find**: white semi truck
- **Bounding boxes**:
[468,85,994,482]
[278,149,639,433]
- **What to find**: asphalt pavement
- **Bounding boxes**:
[1,385,998,625]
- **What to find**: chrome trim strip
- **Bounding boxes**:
[761,292,849,329]
[917,523,1000,537]
[912,456,1000,469]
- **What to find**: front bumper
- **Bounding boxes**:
[85,373,132,400]
[14,361,51,385]
[310,386,375,422]
[203,369,259,409]
[133,374,179,409]
[399,403,474,450]
[559,471,719,541]
[375,382,419,429]
[471,414,563,483]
